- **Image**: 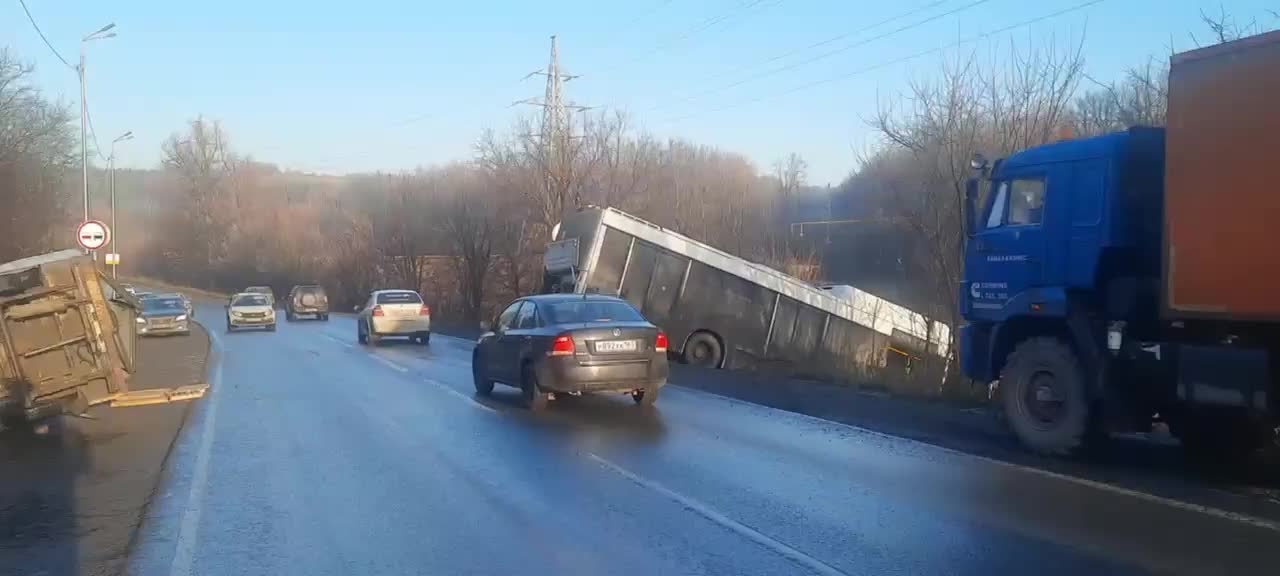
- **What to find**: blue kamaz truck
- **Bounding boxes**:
[960,30,1280,459]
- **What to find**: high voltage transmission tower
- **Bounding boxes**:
[515,35,593,218]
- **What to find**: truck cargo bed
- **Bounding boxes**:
[1164,30,1280,321]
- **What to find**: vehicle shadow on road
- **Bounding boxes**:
[0,420,87,576]
[478,389,669,445]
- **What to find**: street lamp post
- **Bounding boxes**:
[78,23,116,254]
[109,131,133,278]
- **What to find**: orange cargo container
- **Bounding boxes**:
[1164,30,1280,321]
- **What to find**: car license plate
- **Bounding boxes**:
[595,340,637,353]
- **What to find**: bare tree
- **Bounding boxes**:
[0,50,75,261]
[435,165,496,323]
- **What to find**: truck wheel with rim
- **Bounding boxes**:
[521,363,548,412]
[1000,337,1091,456]
[683,332,722,368]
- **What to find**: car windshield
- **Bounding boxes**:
[376,292,421,304]
[543,301,644,324]
[143,297,185,312]
[233,295,270,307]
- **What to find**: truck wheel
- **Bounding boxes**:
[1000,337,1091,456]
[683,332,723,368]
[521,364,548,412]
[420,332,430,346]
[320,313,329,321]
[286,311,295,322]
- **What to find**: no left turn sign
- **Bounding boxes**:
[77,220,110,251]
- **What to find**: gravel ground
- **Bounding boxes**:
[0,321,211,576]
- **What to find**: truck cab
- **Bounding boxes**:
[959,129,1167,454]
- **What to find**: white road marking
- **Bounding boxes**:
[424,377,498,413]
[588,453,848,576]
[371,354,408,373]
[169,328,225,576]
[322,333,354,348]
[669,386,1280,533]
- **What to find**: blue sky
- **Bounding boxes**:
[5,0,1277,184]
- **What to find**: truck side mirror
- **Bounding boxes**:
[964,178,980,237]
[480,320,492,332]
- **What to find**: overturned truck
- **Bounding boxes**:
[0,249,205,428]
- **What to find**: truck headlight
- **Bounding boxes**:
[176,315,187,322]
[136,317,145,324]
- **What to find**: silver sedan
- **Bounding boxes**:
[356,289,431,345]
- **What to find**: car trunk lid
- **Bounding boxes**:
[564,322,657,363]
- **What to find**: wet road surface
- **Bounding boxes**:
[128,304,1280,575]
[2,322,209,576]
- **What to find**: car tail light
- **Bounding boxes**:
[549,334,575,356]
[655,331,669,353]
[419,304,431,316]
[372,305,385,317]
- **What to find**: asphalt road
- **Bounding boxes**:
[126,304,1280,576]
[1,321,209,576]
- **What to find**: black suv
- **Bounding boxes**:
[286,285,329,321]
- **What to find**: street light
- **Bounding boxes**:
[109,131,133,278]
[78,22,117,237]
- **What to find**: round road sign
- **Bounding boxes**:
[77,220,110,251]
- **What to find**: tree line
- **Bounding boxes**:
[3,11,1271,365]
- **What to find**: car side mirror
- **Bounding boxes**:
[480,320,492,332]
[353,304,362,312]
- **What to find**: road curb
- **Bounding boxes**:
[120,320,215,565]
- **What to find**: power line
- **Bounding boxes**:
[658,0,1108,125]
[85,103,108,163]
[618,0,777,67]
[650,0,994,113]
[651,0,953,110]
[17,0,76,70]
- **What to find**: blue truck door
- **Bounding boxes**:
[965,168,1054,314]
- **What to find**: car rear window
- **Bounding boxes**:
[144,298,186,312]
[294,286,326,298]
[377,292,422,304]
[233,295,270,306]
[543,301,644,324]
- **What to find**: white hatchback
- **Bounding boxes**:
[357,290,431,345]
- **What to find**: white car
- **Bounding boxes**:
[357,289,430,345]
[226,292,277,332]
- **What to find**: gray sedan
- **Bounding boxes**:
[472,294,669,411]
[137,295,191,336]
